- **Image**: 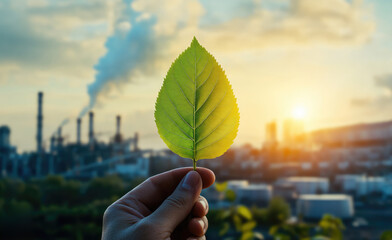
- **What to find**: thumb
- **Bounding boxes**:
[148,170,202,231]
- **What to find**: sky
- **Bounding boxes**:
[1,0,392,152]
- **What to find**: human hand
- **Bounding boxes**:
[101,167,215,240]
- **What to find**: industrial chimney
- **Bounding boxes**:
[57,126,63,148]
[116,115,121,136]
[114,115,123,143]
[77,118,81,145]
[36,92,43,154]
[88,111,94,144]
[50,135,56,154]
[134,132,139,151]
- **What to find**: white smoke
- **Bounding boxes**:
[78,0,158,117]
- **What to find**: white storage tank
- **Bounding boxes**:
[356,177,386,196]
[297,194,354,219]
[237,184,272,206]
[335,174,364,192]
[278,177,329,194]
[227,180,249,191]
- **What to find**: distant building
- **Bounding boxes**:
[310,120,392,148]
[264,121,278,148]
[273,182,298,201]
[297,194,354,219]
[237,184,272,206]
[335,174,387,196]
[0,126,11,148]
[227,180,249,190]
[0,125,18,177]
[283,118,305,145]
[110,157,149,178]
[278,177,329,194]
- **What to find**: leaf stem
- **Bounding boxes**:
[193,159,197,171]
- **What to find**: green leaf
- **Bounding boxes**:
[381,231,392,240]
[154,37,240,163]
[233,214,243,231]
[215,182,228,192]
[241,221,257,232]
[219,222,230,236]
[237,205,252,220]
[240,231,254,240]
[225,189,236,202]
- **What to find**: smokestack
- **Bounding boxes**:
[134,132,139,151]
[116,115,121,135]
[36,92,43,154]
[57,127,63,148]
[50,136,56,154]
[77,118,81,145]
[88,111,94,144]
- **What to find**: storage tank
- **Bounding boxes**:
[335,174,364,192]
[297,194,354,219]
[237,184,272,206]
[356,177,386,196]
[278,177,329,194]
[227,180,249,191]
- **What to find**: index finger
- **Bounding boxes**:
[121,167,215,212]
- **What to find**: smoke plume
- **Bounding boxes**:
[78,1,157,117]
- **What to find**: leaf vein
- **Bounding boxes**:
[160,105,194,140]
[172,74,194,108]
[197,66,214,90]
[196,88,228,129]
[196,125,237,152]
[196,74,219,113]
[196,105,235,144]
[163,90,194,130]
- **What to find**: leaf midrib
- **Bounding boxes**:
[193,44,197,160]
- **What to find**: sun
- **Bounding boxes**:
[291,106,307,119]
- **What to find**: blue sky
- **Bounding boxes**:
[0,0,392,152]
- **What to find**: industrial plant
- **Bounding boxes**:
[0,92,151,179]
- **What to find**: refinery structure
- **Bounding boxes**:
[0,92,152,179]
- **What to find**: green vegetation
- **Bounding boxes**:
[0,177,356,240]
[269,214,345,240]
[0,175,144,240]
[210,182,264,240]
[381,230,392,240]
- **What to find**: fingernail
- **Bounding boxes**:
[198,219,205,230]
[199,199,207,213]
[182,171,199,191]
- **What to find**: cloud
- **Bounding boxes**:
[351,73,392,109]
[0,0,376,118]
[350,97,371,107]
[0,0,110,82]
[200,0,374,51]
[78,0,375,116]
[375,74,392,91]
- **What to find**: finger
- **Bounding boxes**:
[122,167,215,211]
[191,196,208,217]
[148,171,202,231]
[188,216,208,237]
[187,236,206,240]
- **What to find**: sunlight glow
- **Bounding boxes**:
[292,106,307,119]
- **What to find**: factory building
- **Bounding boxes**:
[1,92,148,179]
[0,126,18,177]
[237,184,272,207]
[277,177,329,194]
[297,194,354,219]
[335,174,388,196]
[227,180,249,191]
